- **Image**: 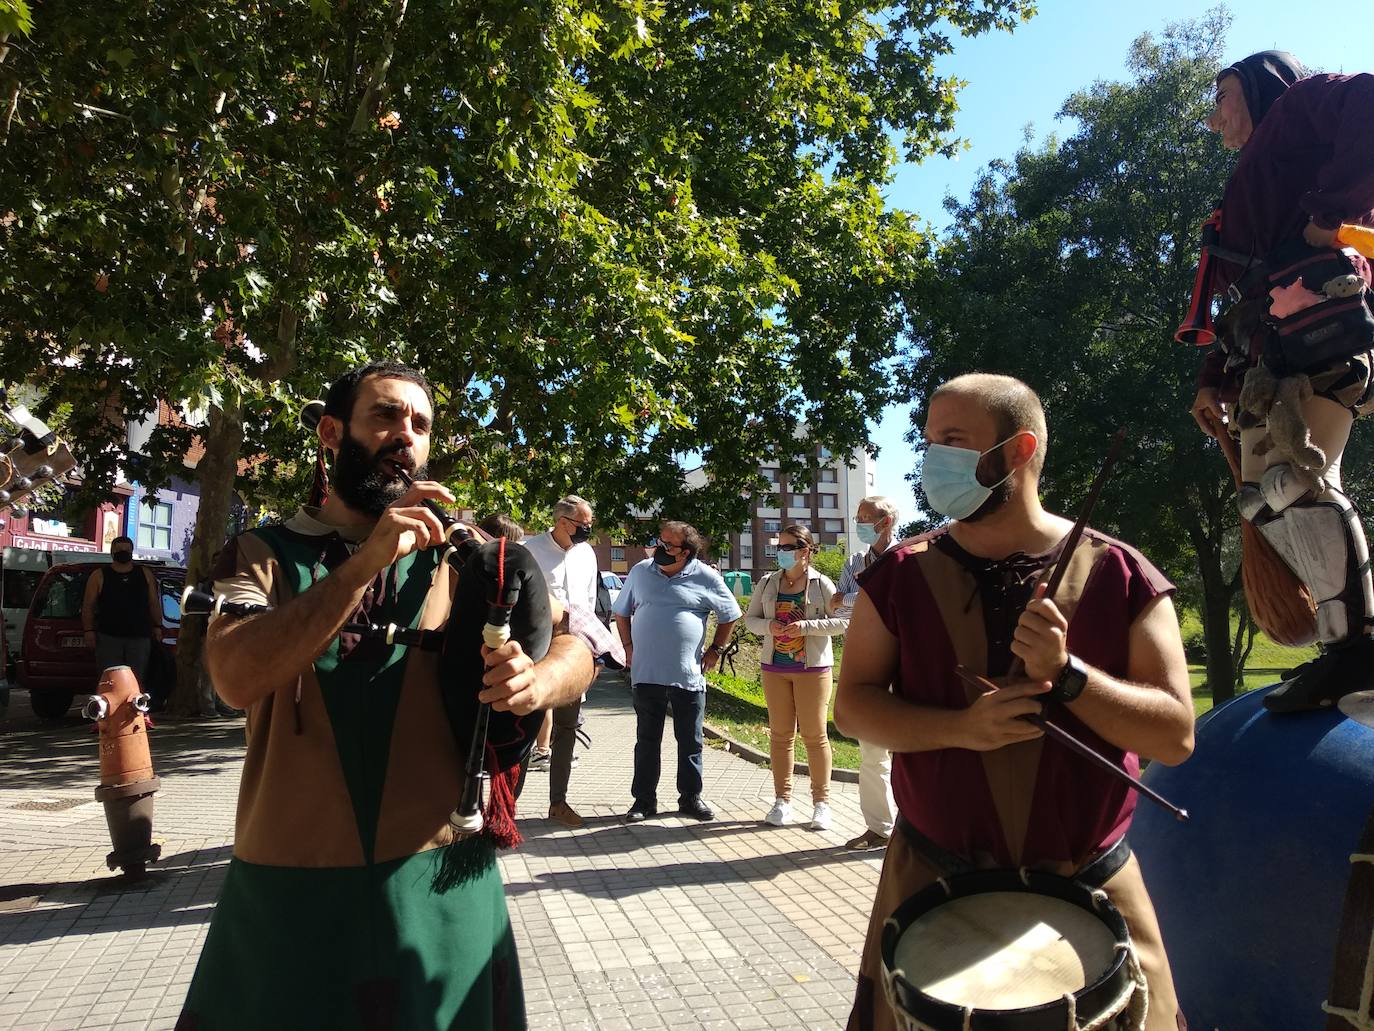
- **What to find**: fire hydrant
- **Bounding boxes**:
[84,665,161,879]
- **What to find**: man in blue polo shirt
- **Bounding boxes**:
[613,520,741,822]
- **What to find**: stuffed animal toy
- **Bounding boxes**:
[1235,363,1327,493]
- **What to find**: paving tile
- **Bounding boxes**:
[1,676,873,1030]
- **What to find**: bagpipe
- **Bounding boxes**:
[0,388,77,516]
[181,533,551,839]
[183,401,555,867]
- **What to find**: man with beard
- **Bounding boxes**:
[835,374,1193,1031]
[177,361,595,1031]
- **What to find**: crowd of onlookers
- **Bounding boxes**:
[494,491,904,851]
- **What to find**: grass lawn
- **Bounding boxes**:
[705,608,1318,764]
[705,671,862,772]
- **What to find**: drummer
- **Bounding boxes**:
[835,373,1192,1031]
[177,361,596,1030]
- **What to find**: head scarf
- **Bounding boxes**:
[1218,51,1307,128]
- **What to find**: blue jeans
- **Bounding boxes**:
[631,683,705,809]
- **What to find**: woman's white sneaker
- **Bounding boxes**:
[810,802,832,831]
[764,799,791,826]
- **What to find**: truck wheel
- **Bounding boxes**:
[30,690,74,720]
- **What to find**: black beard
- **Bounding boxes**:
[330,429,427,518]
[960,448,1014,524]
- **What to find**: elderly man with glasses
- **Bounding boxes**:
[613,520,741,822]
[523,494,600,828]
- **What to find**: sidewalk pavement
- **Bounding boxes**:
[0,672,885,1030]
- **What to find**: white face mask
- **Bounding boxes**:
[920,433,1022,521]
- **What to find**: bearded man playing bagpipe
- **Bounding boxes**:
[176,361,595,1031]
[1186,52,1374,713]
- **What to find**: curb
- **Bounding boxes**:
[702,721,860,784]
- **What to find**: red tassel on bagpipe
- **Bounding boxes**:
[482,741,523,849]
[307,447,330,508]
[1176,208,1223,346]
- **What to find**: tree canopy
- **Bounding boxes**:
[897,11,1348,700]
[1,0,1033,709]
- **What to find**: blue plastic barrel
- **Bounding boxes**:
[1133,685,1374,1030]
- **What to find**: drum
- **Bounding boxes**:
[1133,684,1374,1030]
[880,869,1147,1031]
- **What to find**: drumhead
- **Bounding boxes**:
[881,869,1134,1031]
[893,891,1116,1009]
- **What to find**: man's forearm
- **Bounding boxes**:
[614,615,632,647]
[1062,670,1194,766]
[206,553,379,708]
[534,633,596,709]
[835,681,966,753]
[710,619,736,648]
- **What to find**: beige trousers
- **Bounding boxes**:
[761,668,833,804]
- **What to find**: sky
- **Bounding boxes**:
[865,0,1374,525]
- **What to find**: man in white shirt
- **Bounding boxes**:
[829,495,900,850]
[523,495,600,828]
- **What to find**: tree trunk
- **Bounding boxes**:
[1201,585,1235,706]
[171,398,244,716]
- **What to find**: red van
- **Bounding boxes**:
[18,562,185,719]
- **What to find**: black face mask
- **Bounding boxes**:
[569,525,592,545]
[112,550,133,563]
[652,545,681,566]
[331,426,427,518]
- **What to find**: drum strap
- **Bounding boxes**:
[894,815,1132,890]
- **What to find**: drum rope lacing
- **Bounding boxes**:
[1321,852,1374,1031]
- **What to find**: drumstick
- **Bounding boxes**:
[955,666,1190,822]
[1006,427,1127,682]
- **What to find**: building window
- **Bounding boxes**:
[823,518,844,532]
[819,446,832,459]
[789,493,808,507]
[763,519,781,532]
[611,546,625,563]
[740,543,753,560]
[764,543,778,557]
[136,500,173,551]
[819,494,838,510]
[819,468,837,483]
[761,468,779,482]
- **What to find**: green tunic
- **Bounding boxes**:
[178,517,524,1031]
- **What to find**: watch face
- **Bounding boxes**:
[1054,656,1088,702]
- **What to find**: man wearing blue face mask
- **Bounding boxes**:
[836,373,1193,1031]
[830,496,901,851]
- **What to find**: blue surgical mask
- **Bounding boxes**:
[776,550,797,571]
[921,434,1021,521]
[856,522,881,546]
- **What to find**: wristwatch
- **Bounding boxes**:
[1048,653,1089,704]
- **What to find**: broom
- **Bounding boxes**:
[1202,409,1317,647]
